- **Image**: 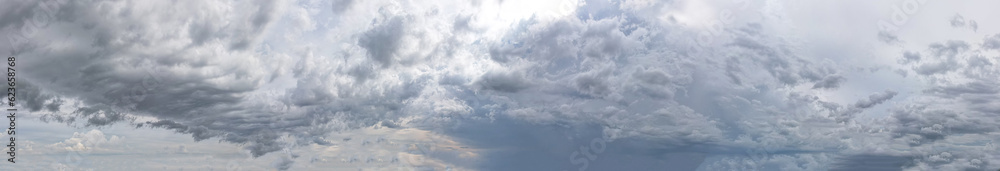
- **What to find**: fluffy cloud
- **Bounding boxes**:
[52,130,125,152]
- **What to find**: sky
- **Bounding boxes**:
[1,0,999,170]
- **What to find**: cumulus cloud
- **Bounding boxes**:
[358,14,409,67]
[52,130,125,152]
[928,40,970,59]
[2,0,867,169]
[6,0,299,158]
[880,17,1000,170]
[3,0,1000,170]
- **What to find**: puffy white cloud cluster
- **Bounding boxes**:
[52,129,125,152]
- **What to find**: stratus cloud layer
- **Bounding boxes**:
[2,0,999,170]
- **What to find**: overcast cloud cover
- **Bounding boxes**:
[1,0,999,170]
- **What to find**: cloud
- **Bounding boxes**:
[10,0,849,169]
[854,90,898,109]
[950,15,966,27]
[876,16,1000,170]
[879,31,900,44]
[51,129,125,152]
[910,40,972,76]
[4,0,1000,170]
[358,14,409,67]
[949,14,978,32]
[329,0,355,14]
[928,40,970,59]
[900,51,921,64]
[475,70,534,93]
[984,34,1000,50]
[831,154,914,171]
[271,156,295,170]
[812,75,846,89]
[6,0,297,158]
[825,90,898,124]
[889,105,998,147]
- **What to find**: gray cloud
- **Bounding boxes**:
[812,74,845,89]
[984,34,1000,50]
[876,17,1000,169]
[475,70,534,93]
[913,60,960,75]
[831,154,915,171]
[271,156,295,170]
[359,14,408,67]
[950,15,966,27]
[573,70,613,97]
[910,41,971,75]
[831,90,898,123]
[901,51,921,64]
[879,31,899,44]
[855,90,898,109]
[928,40,969,59]
[330,0,354,14]
[5,0,1000,170]
[949,14,979,32]
[7,0,302,158]
[966,55,993,68]
[0,0,38,32]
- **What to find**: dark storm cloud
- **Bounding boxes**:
[0,0,38,31]
[4,0,301,157]
[75,106,133,127]
[16,81,57,112]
